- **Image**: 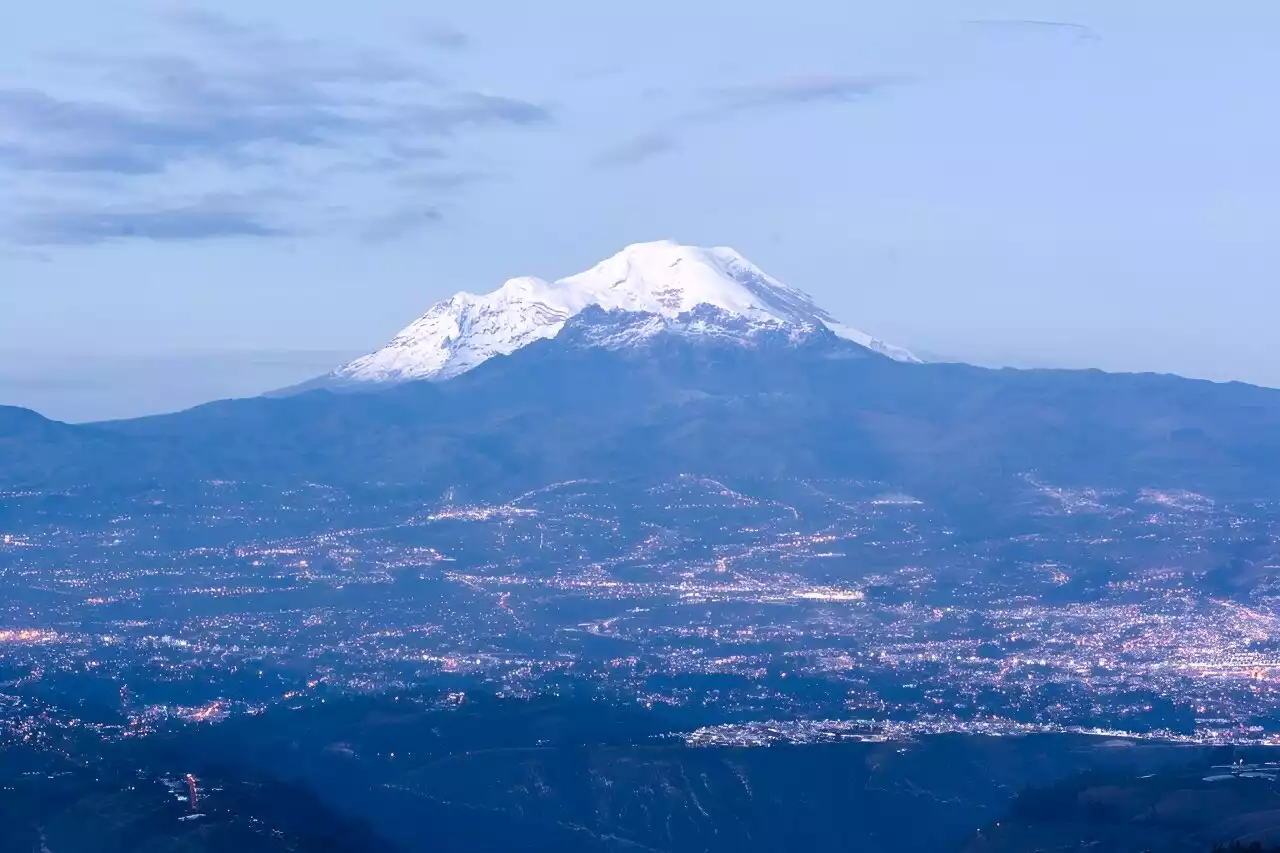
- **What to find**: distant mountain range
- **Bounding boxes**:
[3,283,1279,517]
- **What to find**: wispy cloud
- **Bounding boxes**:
[400,170,490,191]
[167,9,439,85]
[420,22,470,51]
[0,46,546,178]
[12,196,287,246]
[0,12,549,244]
[0,83,361,177]
[404,93,551,132]
[592,131,677,168]
[965,19,1101,40]
[0,139,169,175]
[712,74,907,114]
[359,205,446,242]
[594,74,906,169]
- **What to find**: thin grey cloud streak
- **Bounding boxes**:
[594,74,907,168]
[360,205,446,243]
[401,170,490,191]
[0,12,549,244]
[419,22,470,51]
[965,19,1101,40]
[592,131,677,168]
[405,93,551,132]
[712,74,909,113]
[12,197,286,246]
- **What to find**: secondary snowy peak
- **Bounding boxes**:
[333,240,919,383]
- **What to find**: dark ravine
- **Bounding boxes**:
[6,693,1277,853]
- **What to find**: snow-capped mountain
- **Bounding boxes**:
[329,240,919,385]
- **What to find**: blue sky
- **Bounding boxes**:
[2,0,1277,421]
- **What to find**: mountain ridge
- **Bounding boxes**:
[3,322,1280,521]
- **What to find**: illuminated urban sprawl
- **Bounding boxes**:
[3,475,1278,748]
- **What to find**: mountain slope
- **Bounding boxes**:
[4,320,1279,521]
[0,743,396,853]
[321,240,918,387]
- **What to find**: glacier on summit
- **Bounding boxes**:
[328,240,920,385]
